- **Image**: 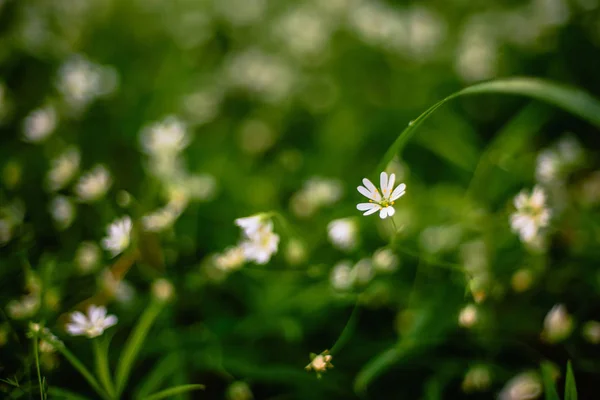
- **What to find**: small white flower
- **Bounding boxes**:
[240,222,280,264]
[214,246,246,272]
[22,105,57,143]
[75,165,112,202]
[142,207,179,232]
[140,116,189,157]
[462,365,491,393]
[542,303,573,343]
[356,172,406,219]
[582,320,600,344]
[351,258,374,286]
[46,147,80,191]
[458,304,478,328]
[372,247,399,272]
[235,214,267,238]
[510,186,551,243]
[498,372,542,400]
[330,261,353,291]
[65,305,117,338]
[290,177,343,218]
[74,241,101,273]
[49,195,75,230]
[305,350,333,377]
[327,218,358,251]
[101,216,132,257]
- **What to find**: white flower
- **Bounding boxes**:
[101,216,132,257]
[372,247,399,272]
[240,221,280,264]
[462,365,491,393]
[498,372,542,400]
[327,218,358,251]
[46,147,80,191]
[330,261,353,291]
[582,321,600,344]
[214,246,246,272]
[140,116,189,157]
[75,165,112,202]
[356,172,406,219]
[74,241,101,273]
[458,304,478,328]
[290,177,343,218]
[22,105,57,143]
[510,186,551,243]
[66,305,117,338]
[142,207,179,232]
[235,215,266,238]
[49,195,75,230]
[542,303,573,343]
[305,350,333,377]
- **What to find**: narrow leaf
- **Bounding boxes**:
[93,338,115,398]
[143,384,205,400]
[47,387,93,400]
[540,362,560,400]
[565,360,578,400]
[377,77,600,173]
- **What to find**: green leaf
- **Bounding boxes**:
[143,384,205,400]
[115,299,165,397]
[134,353,180,399]
[565,361,578,400]
[47,387,93,400]
[540,362,560,400]
[93,337,115,398]
[377,77,600,173]
[56,345,110,400]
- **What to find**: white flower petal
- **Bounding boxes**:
[357,203,377,211]
[386,206,395,216]
[362,178,377,194]
[390,183,406,201]
[357,186,373,199]
[379,207,388,219]
[66,324,86,336]
[363,206,380,216]
[387,173,396,194]
[380,172,388,196]
[71,311,88,325]
[103,315,118,329]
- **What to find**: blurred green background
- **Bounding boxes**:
[1,0,600,399]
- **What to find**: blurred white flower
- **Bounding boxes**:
[349,2,406,53]
[75,165,111,202]
[226,381,254,400]
[405,7,446,61]
[327,218,358,251]
[372,247,399,272]
[330,261,354,291]
[239,220,280,264]
[542,303,573,343]
[351,258,374,286]
[56,55,118,112]
[140,116,189,158]
[305,350,333,377]
[46,147,80,191]
[75,241,101,273]
[142,207,179,232]
[101,216,132,257]
[152,279,174,302]
[511,269,535,293]
[235,214,267,238]
[357,172,406,219]
[510,186,550,243]
[455,18,498,82]
[458,304,478,328]
[215,0,266,26]
[99,269,135,303]
[536,135,585,184]
[182,88,222,125]
[7,294,40,319]
[290,177,343,218]
[498,372,542,400]
[66,305,117,338]
[462,365,491,393]
[214,246,246,272]
[274,6,331,60]
[49,195,75,230]
[582,320,600,344]
[22,105,57,143]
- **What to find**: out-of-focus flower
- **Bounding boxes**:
[305,350,333,378]
[327,218,358,251]
[351,258,374,286]
[101,216,132,257]
[142,207,180,232]
[290,177,343,218]
[214,246,246,272]
[152,279,174,302]
[372,247,399,272]
[582,320,600,344]
[227,381,253,400]
[455,18,498,82]
[330,261,354,291]
[284,239,307,266]
[56,55,118,113]
[357,172,406,219]
[49,195,76,230]
[349,2,406,53]
[511,269,535,293]
[542,304,573,343]
[238,219,280,264]
[22,105,57,143]
[46,147,80,191]
[140,116,189,158]
[462,364,492,393]
[75,165,111,202]
[182,87,222,125]
[536,135,585,184]
[405,6,446,61]
[74,241,101,273]
[238,119,276,155]
[498,372,542,400]
[66,305,117,338]
[99,269,135,303]
[7,294,40,319]
[510,186,550,243]
[215,0,265,26]
[274,6,331,60]
[458,304,478,328]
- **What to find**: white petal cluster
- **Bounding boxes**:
[66,305,117,338]
[535,135,584,184]
[140,116,189,158]
[510,186,550,244]
[74,241,101,273]
[542,303,573,343]
[235,215,280,264]
[75,165,112,202]
[46,147,80,191]
[498,372,542,400]
[330,259,374,291]
[214,246,246,272]
[327,218,358,251]
[357,172,406,219]
[290,177,343,218]
[22,105,57,143]
[101,216,132,257]
[49,195,76,230]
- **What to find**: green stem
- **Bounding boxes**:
[93,338,115,399]
[115,299,164,397]
[32,336,45,400]
[330,303,361,355]
[57,345,110,400]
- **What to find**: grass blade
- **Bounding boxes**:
[143,384,205,400]
[565,360,578,400]
[540,362,560,400]
[134,353,180,399]
[93,338,115,398]
[115,299,164,397]
[47,387,93,400]
[377,77,600,172]
[56,345,110,400]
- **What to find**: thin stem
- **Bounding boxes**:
[93,338,115,399]
[330,303,361,355]
[32,336,44,400]
[57,345,110,400]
